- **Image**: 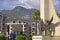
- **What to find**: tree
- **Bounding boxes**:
[0,35,7,40]
[16,34,27,40]
[32,10,40,35]
[32,10,40,21]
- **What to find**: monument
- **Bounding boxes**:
[40,0,60,36]
[32,0,60,40]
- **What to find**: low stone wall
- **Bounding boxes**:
[32,35,42,40]
[32,36,60,40]
[42,36,60,40]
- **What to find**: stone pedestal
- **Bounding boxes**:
[32,35,42,40]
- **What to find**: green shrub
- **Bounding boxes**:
[16,34,26,40]
[0,35,7,40]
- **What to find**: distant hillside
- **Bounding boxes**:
[1,6,59,22]
[1,6,35,17]
[1,6,39,22]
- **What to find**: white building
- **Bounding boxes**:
[31,22,43,35]
[5,21,29,36]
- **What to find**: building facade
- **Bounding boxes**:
[0,12,6,35]
[31,21,43,35]
[5,21,31,37]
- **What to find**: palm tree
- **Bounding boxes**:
[32,10,40,35]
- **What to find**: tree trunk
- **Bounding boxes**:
[35,20,37,35]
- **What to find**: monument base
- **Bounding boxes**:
[32,35,42,40]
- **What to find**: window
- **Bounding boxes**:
[13,21,15,23]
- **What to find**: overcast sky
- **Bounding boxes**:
[0,0,60,11]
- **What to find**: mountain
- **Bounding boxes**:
[1,6,39,22]
[0,6,60,22]
[1,6,34,17]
